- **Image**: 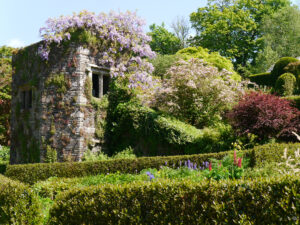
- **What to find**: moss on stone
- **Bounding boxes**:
[45,73,68,93]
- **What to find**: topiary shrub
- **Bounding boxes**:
[226,91,300,141]
[249,72,272,86]
[271,57,298,82]
[275,72,296,96]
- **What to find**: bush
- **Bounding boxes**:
[227,91,300,141]
[275,73,296,96]
[5,143,300,184]
[149,54,181,78]
[152,59,245,128]
[48,176,299,225]
[271,57,299,82]
[108,101,235,156]
[0,174,42,224]
[249,72,272,86]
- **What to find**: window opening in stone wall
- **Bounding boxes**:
[103,75,110,96]
[21,91,26,109]
[20,90,32,110]
[92,73,99,98]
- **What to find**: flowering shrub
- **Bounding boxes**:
[152,58,246,127]
[226,91,300,141]
[39,10,156,89]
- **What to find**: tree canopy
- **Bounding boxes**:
[148,23,182,55]
[190,0,291,68]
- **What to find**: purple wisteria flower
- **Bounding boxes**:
[38,10,156,90]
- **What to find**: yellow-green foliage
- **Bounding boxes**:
[275,72,296,96]
[48,175,299,224]
[0,174,42,224]
[84,76,92,101]
[45,73,68,93]
[45,145,57,163]
[176,46,240,80]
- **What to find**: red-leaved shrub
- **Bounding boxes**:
[226,91,300,141]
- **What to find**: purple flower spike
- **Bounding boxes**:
[165,161,168,166]
[146,171,155,181]
[194,163,197,170]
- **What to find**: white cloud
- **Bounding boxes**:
[6,39,25,48]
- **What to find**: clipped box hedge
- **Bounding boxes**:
[0,174,42,224]
[48,175,300,225]
[284,95,300,110]
[5,143,300,184]
[249,72,272,86]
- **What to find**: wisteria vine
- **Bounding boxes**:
[38,10,156,89]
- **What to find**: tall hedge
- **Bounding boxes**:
[0,174,42,224]
[5,143,300,184]
[48,176,300,225]
[249,72,272,86]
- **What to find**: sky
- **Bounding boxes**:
[0,0,207,47]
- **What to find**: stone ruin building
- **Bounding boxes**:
[10,42,110,164]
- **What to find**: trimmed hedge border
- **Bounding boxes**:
[284,95,300,110]
[48,175,300,225]
[249,72,272,86]
[0,174,42,224]
[5,143,300,184]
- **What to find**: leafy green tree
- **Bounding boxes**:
[190,0,290,68]
[253,6,300,73]
[0,46,15,145]
[148,23,182,55]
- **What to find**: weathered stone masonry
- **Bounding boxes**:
[10,42,108,164]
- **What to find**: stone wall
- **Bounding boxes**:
[11,42,106,164]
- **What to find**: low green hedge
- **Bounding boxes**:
[249,72,272,86]
[283,95,300,110]
[108,102,234,156]
[48,176,299,225]
[0,174,42,224]
[5,143,300,184]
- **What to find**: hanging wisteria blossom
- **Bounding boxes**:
[38,10,156,89]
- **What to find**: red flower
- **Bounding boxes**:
[209,162,212,171]
[237,158,242,168]
[234,150,237,165]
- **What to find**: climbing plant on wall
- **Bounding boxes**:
[38,10,157,90]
